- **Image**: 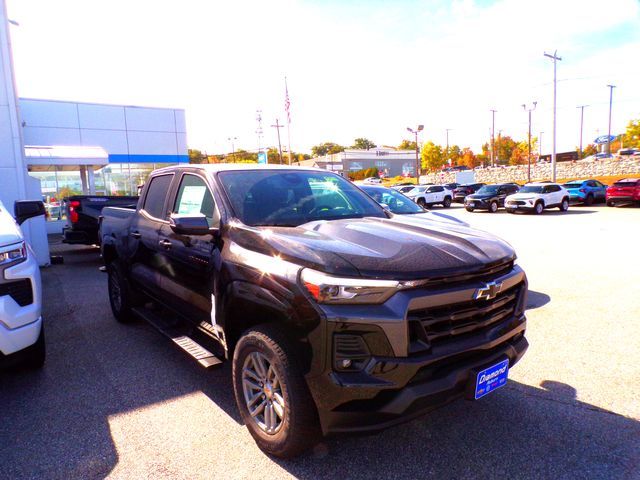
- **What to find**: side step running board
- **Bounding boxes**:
[132,307,222,369]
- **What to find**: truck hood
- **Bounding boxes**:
[0,203,23,248]
[229,216,514,280]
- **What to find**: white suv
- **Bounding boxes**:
[0,200,45,369]
[505,182,569,214]
[405,185,452,208]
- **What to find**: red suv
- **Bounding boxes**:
[606,178,640,207]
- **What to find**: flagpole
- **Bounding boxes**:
[285,76,292,165]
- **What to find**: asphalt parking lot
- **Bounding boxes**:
[1,203,639,479]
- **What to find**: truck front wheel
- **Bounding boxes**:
[232,325,320,458]
[107,261,140,323]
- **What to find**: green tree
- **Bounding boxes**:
[444,145,462,166]
[188,148,207,164]
[576,143,597,158]
[398,139,418,151]
[421,141,445,172]
[311,142,345,157]
[351,138,376,150]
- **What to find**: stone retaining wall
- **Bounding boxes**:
[420,157,640,184]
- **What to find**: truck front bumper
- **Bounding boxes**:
[0,316,42,362]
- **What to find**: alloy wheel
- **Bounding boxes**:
[242,351,285,435]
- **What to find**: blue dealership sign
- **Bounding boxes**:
[594,135,615,145]
[257,152,267,164]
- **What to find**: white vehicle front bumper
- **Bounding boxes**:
[0,246,43,355]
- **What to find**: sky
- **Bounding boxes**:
[6,0,640,156]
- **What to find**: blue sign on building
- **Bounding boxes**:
[594,135,616,145]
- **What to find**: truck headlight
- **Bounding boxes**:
[301,268,403,304]
[0,242,26,266]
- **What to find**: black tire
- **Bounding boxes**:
[442,197,452,208]
[21,325,45,369]
[489,201,498,213]
[506,208,516,214]
[607,200,615,207]
[107,261,141,323]
[465,207,474,212]
[233,325,321,458]
[533,201,544,215]
[417,198,427,209]
[584,194,594,206]
[559,198,569,211]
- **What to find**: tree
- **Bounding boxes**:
[576,143,597,158]
[623,118,640,148]
[459,147,478,169]
[421,141,445,171]
[398,139,417,151]
[188,149,207,164]
[351,138,376,150]
[444,145,461,166]
[311,142,345,157]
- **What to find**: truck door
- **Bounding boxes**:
[157,172,221,326]
[129,173,175,295]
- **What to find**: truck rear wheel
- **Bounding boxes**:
[107,261,140,323]
[232,325,320,458]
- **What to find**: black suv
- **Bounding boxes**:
[453,183,486,203]
[464,183,520,212]
[100,165,529,458]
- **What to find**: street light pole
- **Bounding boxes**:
[607,85,616,154]
[577,105,588,159]
[271,119,285,164]
[490,110,497,166]
[445,128,452,165]
[523,102,537,183]
[227,137,238,162]
[539,131,544,159]
[407,125,424,181]
[544,50,562,182]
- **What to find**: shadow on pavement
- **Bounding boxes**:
[526,290,551,310]
[1,244,638,479]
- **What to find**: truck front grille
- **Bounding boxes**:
[0,279,34,306]
[408,284,522,348]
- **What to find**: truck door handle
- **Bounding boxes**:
[159,239,172,249]
[130,231,141,239]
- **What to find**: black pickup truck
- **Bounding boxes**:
[100,165,529,458]
[62,195,138,245]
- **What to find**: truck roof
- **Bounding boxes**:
[153,163,323,175]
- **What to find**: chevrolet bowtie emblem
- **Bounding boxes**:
[474,281,503,301]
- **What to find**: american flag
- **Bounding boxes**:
[284,77,291,124]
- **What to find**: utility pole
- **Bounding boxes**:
[497,129,503,163]
[577,105,588,159]
[523,102,537,183]
[271,119,284,164]
[227,137,237,163]
[544,50,562,181]
[607,85,616,154]
[490,110,497,166]
[445,128,452,165]
[539,131,544,159]
[256,110,263,155]
[407,125,424,180]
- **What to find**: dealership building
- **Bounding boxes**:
[299,147,418,177]
[1,0,187,265]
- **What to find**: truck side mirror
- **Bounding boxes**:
[169,214,215,236]
[14,200,45,225]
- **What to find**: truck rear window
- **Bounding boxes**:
[218,170,385,227]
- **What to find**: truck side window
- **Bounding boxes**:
[143,174,173,219]
[174,174,217,227]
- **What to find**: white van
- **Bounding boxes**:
[0,200,45,369]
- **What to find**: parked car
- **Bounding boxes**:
[606,178,640,206]
[0,199,46,370]
[464,183,520,213]
[617,148,640,156]
[443,182,460,191]
[362,177,382,184]
[360,185,468,227]
[393,185,416,193]
[505,182,569,214]
[563,180,607,205]
[100,164,529,458]
[405,184,452,208]
[453,183,486,203]
[62,195,138,245]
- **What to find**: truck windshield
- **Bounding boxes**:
[218,170,386,227]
